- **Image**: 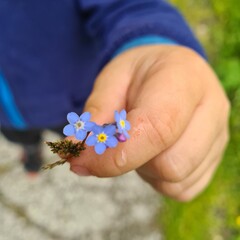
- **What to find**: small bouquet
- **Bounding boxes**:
[43,109,131,170]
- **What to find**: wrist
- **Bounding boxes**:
[112,35,178,58]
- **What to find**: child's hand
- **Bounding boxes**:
[69,45,230,202]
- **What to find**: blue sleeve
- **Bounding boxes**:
[78,0,206,68]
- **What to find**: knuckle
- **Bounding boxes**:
[153,179,195,202]
[223,128,230,146]
[144,109,176,150]
[154,181,183,198]
[226,99,231,115]
[216,98,230,146]
[220,97,231,122]
[223,97,231,114]
[160,151,191,182]
[174,192,195,202]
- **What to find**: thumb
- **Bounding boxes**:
[83,54,134,124]
[68,51,135,176]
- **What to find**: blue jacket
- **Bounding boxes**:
[0,0,205,129]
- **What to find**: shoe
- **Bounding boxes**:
[21,144,43,174]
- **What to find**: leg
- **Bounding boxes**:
[1,128,43,173]
[50,126,65,138]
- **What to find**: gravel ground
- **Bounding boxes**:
[0,131,162,240]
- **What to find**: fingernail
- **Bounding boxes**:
[71,166,91,176]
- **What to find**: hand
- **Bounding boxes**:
[69,45,230,202]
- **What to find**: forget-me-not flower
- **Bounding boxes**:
[114,109,131,139]
[86,124,118,154]
[63,112,95,141]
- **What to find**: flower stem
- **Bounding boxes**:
[82,131,90,146]
[42,159,67,170]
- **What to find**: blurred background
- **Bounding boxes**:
[0,130,161,240]
[161,0,240,239]
[0,0,239,239]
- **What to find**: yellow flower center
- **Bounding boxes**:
[97,133,107,143]
[120,120,125,128]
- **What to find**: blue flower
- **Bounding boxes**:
[114,109,131,139]
[86,124,118,154]
[63,112,95,141]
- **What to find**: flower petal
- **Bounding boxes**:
[75,130,87,141]
[106,136,118,148]
[123,130,130,139]
[86,135,97,146]
[80,112,91,122]
[67,112,79,124]
[116,122,123,133]
[114,111,120,122]
[120,109,127,119]
[125,120,131,131]
[84,121,95,131]
[95,143,106,155]
[92,125,103,134]
[104,125,116,136]
[63,124,75,136]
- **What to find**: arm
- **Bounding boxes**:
[78,0,206,66]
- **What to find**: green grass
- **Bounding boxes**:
[160,1,240,239]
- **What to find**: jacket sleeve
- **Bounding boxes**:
[78,0,206,68]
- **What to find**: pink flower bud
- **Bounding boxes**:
[116,133,127,142]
